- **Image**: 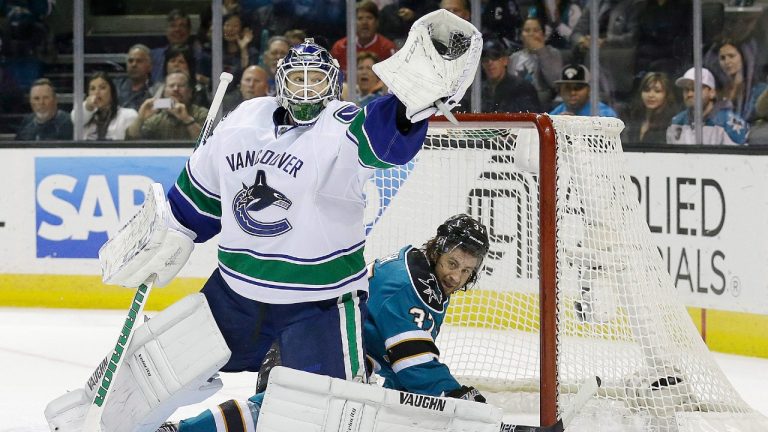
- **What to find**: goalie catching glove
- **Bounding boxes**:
[99,183,195,288]
[372,9,482,122]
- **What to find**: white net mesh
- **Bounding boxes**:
[363,115,768,431]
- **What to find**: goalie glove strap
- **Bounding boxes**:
[395,99,415,134]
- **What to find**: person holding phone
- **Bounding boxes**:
[126,71,208,141]
[72,72,138,140]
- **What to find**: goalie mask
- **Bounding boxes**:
[427,214,490,291]
[275,38,341,125]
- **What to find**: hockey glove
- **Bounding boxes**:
[445,385,486,403]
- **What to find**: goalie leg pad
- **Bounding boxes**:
[45,294,231,432]
[255,366,502,432]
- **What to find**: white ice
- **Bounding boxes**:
[1,307,767,431]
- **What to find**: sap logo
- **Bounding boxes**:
[37,174,154,242]
[35,156,186,258]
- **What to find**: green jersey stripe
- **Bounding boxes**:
[341,292,362,376]
[176,167,222,218]
[218,248,366,285]
[349,110,396,169]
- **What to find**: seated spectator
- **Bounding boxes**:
[72,72,138,141]
[330,1,396,72]
[379,0,439,48]
[712,40,768,122]
[163,45,210,108]
[260,36,290,96]
[509,14,563,110]
[570,0,641,53]
[748,86,768,145]
[15,78,72,141]
[534,0,582,50]
[222,65,269,114]
[481,0,524,49]
[127,71,208,141]
[622,72,678,145]
[666,67,749,145]
[550,64,617,117]
[114,44,161,111]
[481,39,541,113]
[199,13,258,85]
[150,9,204,85]
[356,51,386,107]
[635,0,692,77]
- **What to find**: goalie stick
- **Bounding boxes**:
[82,276,157,432]
[498,376,601,432]
[195,71,234,148]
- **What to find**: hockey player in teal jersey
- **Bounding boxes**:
[160,214,490,432]
[364,213,490,400]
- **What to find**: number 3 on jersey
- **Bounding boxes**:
[409,307,435,333]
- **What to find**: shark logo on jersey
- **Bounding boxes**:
[232,170,293,237]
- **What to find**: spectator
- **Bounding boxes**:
[481,39,541,113]
[283,29,307,47]
[72,72,138,141]
[748,87,768,145]
[635,0,692,77]
[15,77,72,141]
[509,14,563,110]
[0,0,54,97]
[550,64,618,117]
[481,0,524,49]
[127,71,208,141]
[150,9,203,84]
[570,0,641,53]
[199,13,258,85]
[378,0,439,48]
[666,67,749,145]
[330,1,396,72]
[356,51,386,107]
[622,72,677,145]
[114,44,161,111]
[533,0,582,49]
[163,45,210,108]
[260,36,290,96]
[712,40,768,122]
[222,65,269,114]
[440,0,470,21]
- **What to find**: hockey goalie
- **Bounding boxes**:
[44,8,490,432]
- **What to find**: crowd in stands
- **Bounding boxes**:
[2,0,768,146]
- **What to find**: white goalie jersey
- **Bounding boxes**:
[167,94,427,304]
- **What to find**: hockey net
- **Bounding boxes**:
[363,114,768,431]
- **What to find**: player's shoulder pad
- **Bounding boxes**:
[405,247,446,313]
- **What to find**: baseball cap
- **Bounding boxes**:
[675,67,716,90]
[481,39,508,60]
[555,64,590,85]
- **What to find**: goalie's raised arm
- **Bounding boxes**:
[373,9,482,123]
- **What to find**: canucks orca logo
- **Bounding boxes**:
[233,170,292,237]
